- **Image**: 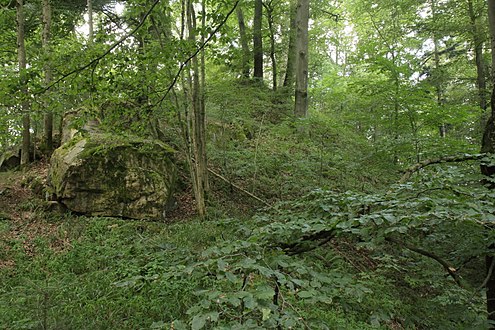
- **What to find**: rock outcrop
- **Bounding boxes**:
[48,133,176,220]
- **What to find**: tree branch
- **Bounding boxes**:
[37,0,161,94]
[386,236,463,287]
[155,0,240,107]
[399,153,486,183]
[208,167,272,208]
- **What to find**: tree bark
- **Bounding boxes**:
[482,0,495,325]
[17,0,30,166]
[468,0,487,112]
[294,0,309,117]
[283,0,297,88]
[187,0,207,218]
[253,0,263,80]
[88,0,94,43]
[236,7,250,79]
[264,1,277,91]
[42,0,53,153]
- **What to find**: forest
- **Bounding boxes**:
[2,0,495,328]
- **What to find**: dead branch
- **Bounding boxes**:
[399,153,486,183]
[207,167,272,208]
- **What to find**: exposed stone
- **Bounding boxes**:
[0,149,20,172]
[48,133,176,220]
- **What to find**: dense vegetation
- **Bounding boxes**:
[2,0,495,328]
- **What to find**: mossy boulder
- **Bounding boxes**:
[48,133,176,220]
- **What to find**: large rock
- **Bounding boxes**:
[48,133,176,220]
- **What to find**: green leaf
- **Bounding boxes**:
[191,314,206,330]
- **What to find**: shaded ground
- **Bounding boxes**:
[0,161,72,269]
[0,161,202,270]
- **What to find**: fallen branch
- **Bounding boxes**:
[399,153,486,183]
[386,236,462,287]
[207,167,272,208]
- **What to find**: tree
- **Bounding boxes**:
[467,0,488,113]
[294,0,309,117]
[283,0,297,88]
[16,0,30,166]
[253,0,263,80]
[481,0,495,325]
[87,0,94,42]
[263,0,277,90]
[42,0,54,153]
[236,6,250,79]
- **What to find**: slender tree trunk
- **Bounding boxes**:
[468,0,488,112]
[294,0,309,117]
[88,0,94,43]
[187,0,207,218]
[200,0,208,192]
[42,0,53,154]
[264,2,277,91]
[284,0,297,88]
[482,1,495,326]
[430,0,447,138]
[253,0,263,80]
[17,0,30,166]
[236,7,250,79]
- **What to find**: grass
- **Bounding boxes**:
[0,215,234,329]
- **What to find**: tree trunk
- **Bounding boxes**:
[88,0,94,43]
[468,0,488,112]
[283,0,297,88]
[253,0,263,80]
[236,7,250,79]
[17,0,30,166]
[294,0,309,117]
[42,0,53,154]
[187,0,207,218]
[482,0,495,326]
[430,0,447,138]
[264,2,277,91]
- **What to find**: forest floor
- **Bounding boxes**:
[0,161,72,269]
[0,161,197,270]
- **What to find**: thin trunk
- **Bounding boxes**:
[294,0,309,117]
[42,0,53,153]
[236,7,250,79]
[253,0,263,80]
[468,0,488,112]
[284,0,297,88]
[431,0,446,138]
[17,0,30,166]
[482,0,495,326]
[88,0,94,43]
[264,2,277,91]
[187,0,207,218]
[200,0,208,192]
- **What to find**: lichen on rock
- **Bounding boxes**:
[48,132,176,220]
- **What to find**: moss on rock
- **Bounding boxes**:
[48,133,176,220]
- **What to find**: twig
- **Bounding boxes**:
[386,236,462,287]
[399,153,486,183]
[37,0,161,94]
[208,167,272,208]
